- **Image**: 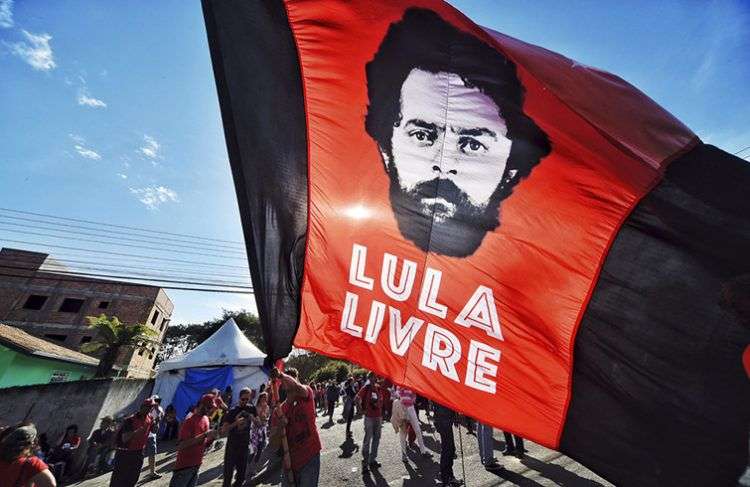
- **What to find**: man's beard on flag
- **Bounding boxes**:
[387,162,503,257]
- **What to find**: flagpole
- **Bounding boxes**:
[458,420,467,486]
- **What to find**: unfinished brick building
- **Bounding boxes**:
[0,248,173,378]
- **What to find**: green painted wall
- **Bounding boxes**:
[0,345,96,388]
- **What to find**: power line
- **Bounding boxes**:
[0,219,247,255]
[4,252,252,277]
[0,263,253,289]
[0,227,248,260]
[21,256,251,280]
[48,258,249,279]
[0,207,246,246]
[4,248,250,272]
[0,213,245,251]
[732,145,750,156]
[36,264,252,287]
[0,239,251,270]
[0,271,253,294]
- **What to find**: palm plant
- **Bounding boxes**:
[81,314,158,377]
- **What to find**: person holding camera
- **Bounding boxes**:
[220,387,256,487]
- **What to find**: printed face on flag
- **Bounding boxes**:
[385,69,513,257]
[365,13,550,257]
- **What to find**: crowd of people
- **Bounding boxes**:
[0,367,526,487]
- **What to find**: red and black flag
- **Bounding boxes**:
[202,1,750,485]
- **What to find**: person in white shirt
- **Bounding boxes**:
[394,386,432,462]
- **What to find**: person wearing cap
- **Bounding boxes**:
[269,367,321,487]
[0,423,57,487]
[168,394,219,487]
[145,395,165,481]
[110,398,155,487]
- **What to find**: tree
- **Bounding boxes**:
[285,352,334,382]
[156,309,264,363]
[81,314,158,378]
[308,360,357,384]
[308,365,336,384]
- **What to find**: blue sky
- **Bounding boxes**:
[1,0,748,326]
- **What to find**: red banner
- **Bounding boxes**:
[285,0,694,447]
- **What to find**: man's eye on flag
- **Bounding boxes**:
[201,1,750,485]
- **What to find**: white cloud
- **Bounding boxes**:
[74,144,101,160]
[117,173,127,179]
[138,135,161,160]
[0,0,13,28]
[6,30,56,71]
[77,89,107,108]
[69,133,85,144]
[130,185,179,210]
[69,135,101,160]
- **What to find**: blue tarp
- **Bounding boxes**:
[172,366,234,420]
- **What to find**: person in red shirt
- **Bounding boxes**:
[0,423,56,487]
[168,394,219,487]
[110,398,155,487]
[356,372,385,472]
[269,367,321,487]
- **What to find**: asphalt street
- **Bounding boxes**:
[73,403,612,487]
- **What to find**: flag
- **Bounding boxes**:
[202,1,750,485]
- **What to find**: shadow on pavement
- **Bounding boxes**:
[339,436,360,458]
[156,460,176,474]
[401,460,429,486]
[397,448,440,486]
[422,434,442,454]
[155,453,176,467]
[488,467,545,487]
[521,456,606,486]
[196,463,224,485]
[248,453,282,486]
[362,465,390,487]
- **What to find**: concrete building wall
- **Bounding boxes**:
[124,288,175,378]
[0,248,174,378]
[0,378,153,464]
[0,344,96,388]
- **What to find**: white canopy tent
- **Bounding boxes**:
[153,318,267,413]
